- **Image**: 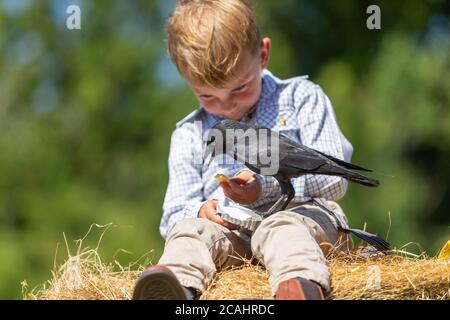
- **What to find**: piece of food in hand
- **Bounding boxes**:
[215,174,230,185]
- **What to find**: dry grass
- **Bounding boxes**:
[25,248,141,300]
[327,252,449,300]
[24,224,147,300]
[24,226,450,300]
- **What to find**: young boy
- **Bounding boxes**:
[133,0,353,300]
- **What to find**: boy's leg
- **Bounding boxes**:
[251,200,353,297]
[157,218,252,294]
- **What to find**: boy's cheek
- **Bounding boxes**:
[201,101,221,115]
[238,88,262,112]
[237,92,259,109]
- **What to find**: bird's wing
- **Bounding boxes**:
[241,128,380,186]
[277,134,333,172]
[233,125,370,174]
[232,127,331,172]
[314,150,372,172]
[277,133,372,172]
[278,143,332,172]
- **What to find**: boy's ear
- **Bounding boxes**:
[260,37,271,69]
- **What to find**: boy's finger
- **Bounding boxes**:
[203,203,239,229]
[210,215,224,225]
[205,206,225,223]
[208,212,239,230]
[228,180,246,191]
[220,218,240,230]
[220,182,243,199]
[219,182,231,190]
[219,183,236,198]
[230,177,247,186]
[222,186,244,201]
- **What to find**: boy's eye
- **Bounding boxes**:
[233,84,247,92]
[200,95,214,100]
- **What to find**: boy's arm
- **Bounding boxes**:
[160,126,206,239]
[293,83,353,201]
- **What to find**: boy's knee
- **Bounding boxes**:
[255,210,306,233]
[166,218,224,244]
[251,211,308,252]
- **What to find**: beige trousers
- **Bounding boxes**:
[158,200,353,295]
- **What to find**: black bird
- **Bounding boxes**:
[205,119,390,252]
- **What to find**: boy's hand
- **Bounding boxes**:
[219,170,262,205]
[198,199,239,230]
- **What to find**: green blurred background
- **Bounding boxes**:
[0,0,448,299]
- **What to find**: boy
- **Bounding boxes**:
[133,0,353,300]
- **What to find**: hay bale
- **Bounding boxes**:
[201,260,271,300]
[329,253,449,300]
[202,253,449,300]
[25,248,140,300]
[25,249,449,300]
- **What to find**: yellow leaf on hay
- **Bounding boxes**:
[438,241,450,260]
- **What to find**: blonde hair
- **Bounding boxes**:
[166,0,262,87]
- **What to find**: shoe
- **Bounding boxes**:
[275,277,325,300]
[132,265,194,300]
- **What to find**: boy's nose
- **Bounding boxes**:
[221,99,237,111]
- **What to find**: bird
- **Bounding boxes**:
[204,119,390,251]
[205,119,380,214]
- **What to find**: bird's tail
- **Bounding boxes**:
[342,171,380,187]
[315,164,380,187]
[315,150,372,172]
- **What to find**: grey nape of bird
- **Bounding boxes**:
[205,119,380,216]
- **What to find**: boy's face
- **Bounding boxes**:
[186,38,271,121]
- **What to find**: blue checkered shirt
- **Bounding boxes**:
[160,70,353,238]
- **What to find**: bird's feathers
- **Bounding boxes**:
[210,120,380,187]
